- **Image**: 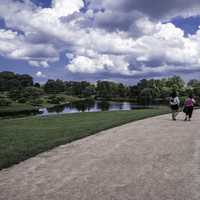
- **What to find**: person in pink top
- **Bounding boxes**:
[184,94,196,121]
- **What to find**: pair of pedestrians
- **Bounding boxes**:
[170,92,196,121]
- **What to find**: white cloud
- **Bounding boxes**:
[1,0,200,79]
[52,0,84,17]
[36,71,46,78]
[29,60,49,68]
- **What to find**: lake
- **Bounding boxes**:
[38,100,148,116]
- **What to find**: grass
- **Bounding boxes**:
[0,103,36,112]
[0,106,170,170]
[0,103,39,117]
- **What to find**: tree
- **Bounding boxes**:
[8,89,22,101]
[139,88,155,105]
[0,71,33,91]
[193,87,200,97]
[118,83,127,98]
[0,71,20,91]
[128,85,140,99]
[34,83,41,88]
[0,71,16,80]
[22,87,44,99]
[96,81,112,99]
[44,79,65,94]
[0,96,12,106]
[82,85,96,97]
[187,79,200,88]
[166,76,185,91]
[17,74,33,87]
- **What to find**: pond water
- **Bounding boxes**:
[38,100,148,116]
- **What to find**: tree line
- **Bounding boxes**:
[0,71,200,106]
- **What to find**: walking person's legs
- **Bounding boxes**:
[184,114,188,121]
[188,107,194,121]
[171,110,175,120]
[184,108,188,121]
[172,109,179,120]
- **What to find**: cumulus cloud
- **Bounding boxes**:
[1,0,200,79]
[0,28,59,62]
[87,0,200,20]
[29,60,49,68]
[36,71,46,78]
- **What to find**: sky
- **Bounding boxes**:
[0,0,200,84]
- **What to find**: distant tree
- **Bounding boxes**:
[139,88,155,105]
[7,79,21,90]
[118,83,127,98]
[193,87,200,97]
[0,96,12,106]
[128,85,140,99]
[82,85,96,97]
[44,79,65,94]
[0,78,6,91]
[0,71,20,91]
[8,87,43,102]
[187,79,200,88]
[0,71,33,91]
[29,99,44,106]
[160,87,172,98]
[8,89,22,101]
[0,71,16,80]
[166,76,185,91]
[22,87,44,99]
[47,95,63,104]
[96,81,112,99]
[34,83,41,88]
[17,74,33,87]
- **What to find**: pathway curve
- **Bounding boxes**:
[0,111,200,200]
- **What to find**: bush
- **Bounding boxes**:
[29,99,44,106]
[0,98,12,106]
[22,87,44,99]
[18,98,28,103]
[47,96,62,104]
[8,89,22,101]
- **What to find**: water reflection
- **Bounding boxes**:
[47,105,65,113]
[70,99,95,112]
[38,100,147,116]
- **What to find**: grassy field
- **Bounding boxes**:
[0,103,37,112]
[0,107,170,170]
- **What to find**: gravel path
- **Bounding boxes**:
[0,110,200,200]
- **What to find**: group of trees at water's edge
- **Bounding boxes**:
[0,71,200,106]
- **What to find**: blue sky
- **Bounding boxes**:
[0,0,200,84]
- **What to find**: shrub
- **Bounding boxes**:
[22,87,44,99]
[29,99,44,106]
[0,97,12,106]
[47,96,61,104]
[18,98,28,103]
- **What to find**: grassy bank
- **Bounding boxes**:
[0,94,82,118]
[0,107,170,170]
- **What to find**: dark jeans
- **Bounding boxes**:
[186,106,194,118]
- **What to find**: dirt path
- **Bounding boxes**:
[0,110,200,200]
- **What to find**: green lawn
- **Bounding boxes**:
[0,103,39,117]
[0,107,170,170]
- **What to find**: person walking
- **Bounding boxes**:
[169,91,180,121]
[184,94,196,121]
